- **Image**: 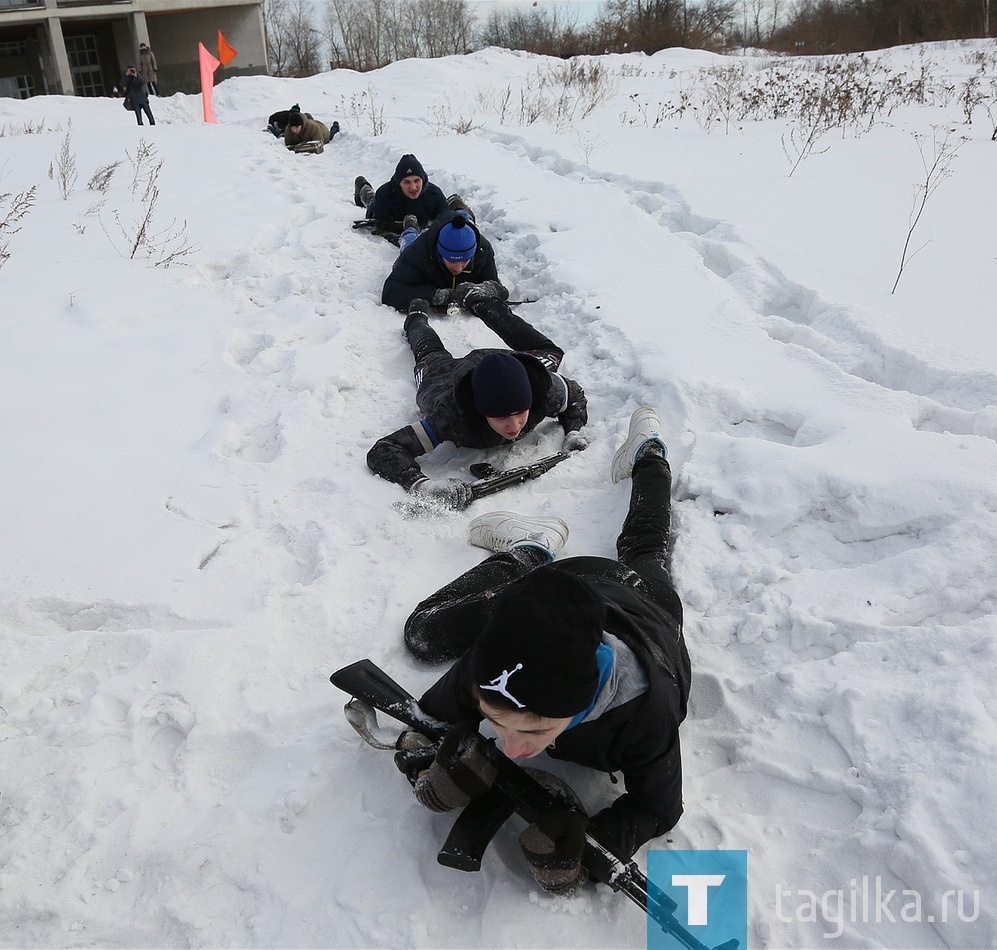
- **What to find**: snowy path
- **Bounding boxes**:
[1,46,995,948]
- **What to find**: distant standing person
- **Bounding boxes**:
[138,42,159,95]
[120,66,155,126]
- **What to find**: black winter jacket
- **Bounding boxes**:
[367,347,586,489]
[121,73,150,108]
[367,154,449,227]
[418,557,690,863]
[381,211,501,313]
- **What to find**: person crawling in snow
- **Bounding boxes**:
[396,407,690,895]
[283,110,334,149]
[366,297,588,510]
[354,154,450,234]
[381,211,506,314]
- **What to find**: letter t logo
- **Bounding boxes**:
[671,874,726,926]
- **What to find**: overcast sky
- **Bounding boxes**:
[468,0,603,27]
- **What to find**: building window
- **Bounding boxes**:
[65,34,104,96]
[0,75,35,98]
[0,40,30,57]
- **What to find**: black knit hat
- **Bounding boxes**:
[288,112,304,127]
[471,353,532,417]
[393,153,428,183]
[471,568,605,719]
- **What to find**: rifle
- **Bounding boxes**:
[330,659,739,950]
[468,451,569,502]
[352,218,404,234]
[393,452,571,517]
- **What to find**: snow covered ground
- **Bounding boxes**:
[1,40,995,949]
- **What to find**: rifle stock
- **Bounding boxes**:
[330,659,738,950]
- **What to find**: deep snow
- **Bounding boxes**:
[1,40,995,949]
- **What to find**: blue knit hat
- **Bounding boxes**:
[437,218,477,263]
[471,353,532,417]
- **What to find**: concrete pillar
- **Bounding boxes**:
[43,16,72,96]
[129,11,150,60]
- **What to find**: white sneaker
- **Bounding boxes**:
[468,510,569,560]
[610,407,667,483]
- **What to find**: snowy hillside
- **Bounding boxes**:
[1,40,995,949]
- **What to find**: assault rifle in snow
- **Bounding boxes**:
[394,452,570,517]
[330,659,739,950]
[467,452,568,502]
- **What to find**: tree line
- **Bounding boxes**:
[263,0,994,76]
[769,0,993,55]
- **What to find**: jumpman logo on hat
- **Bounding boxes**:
[480,664,525,708]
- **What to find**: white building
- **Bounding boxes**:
[0,0,268,98]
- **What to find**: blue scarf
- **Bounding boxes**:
[567,643,614,729]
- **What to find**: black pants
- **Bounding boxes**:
[404,452,677,662]
[405,301,563,381]
[135,103,155,125]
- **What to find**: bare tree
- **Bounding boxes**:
[265,0,292,76]
[585,0,735,54]
[415,0,475,58]
[740,0,783,44]
[325,0,474,70]
[772,0,991,54]
[267,0,323,77]
[478,5,584,57]
[328,0,392,70]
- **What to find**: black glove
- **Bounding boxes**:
[557,378,588,434]
[394,741,442,786]
[452,280,507,311]
[519,809,589,896]
[408,298,431,318]
[476,279,509,301]
[432,288,452,309]
[413,723,498,813]
[410,478,474,511]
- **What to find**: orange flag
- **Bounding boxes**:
[198,42,221,123]
[218,31,238,67]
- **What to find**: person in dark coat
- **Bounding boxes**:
[354,154,449,230]
[120,66,155,126]
[366,297,588,510]
[398,407,690,895]
[267,106,296,137]
[381,211,504,313]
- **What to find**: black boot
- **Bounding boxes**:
[354,176,373,208]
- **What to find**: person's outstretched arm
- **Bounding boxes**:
[366,423,433,488]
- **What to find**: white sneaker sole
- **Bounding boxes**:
[468,510,569,557]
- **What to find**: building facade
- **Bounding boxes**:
[0,0,268,98]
